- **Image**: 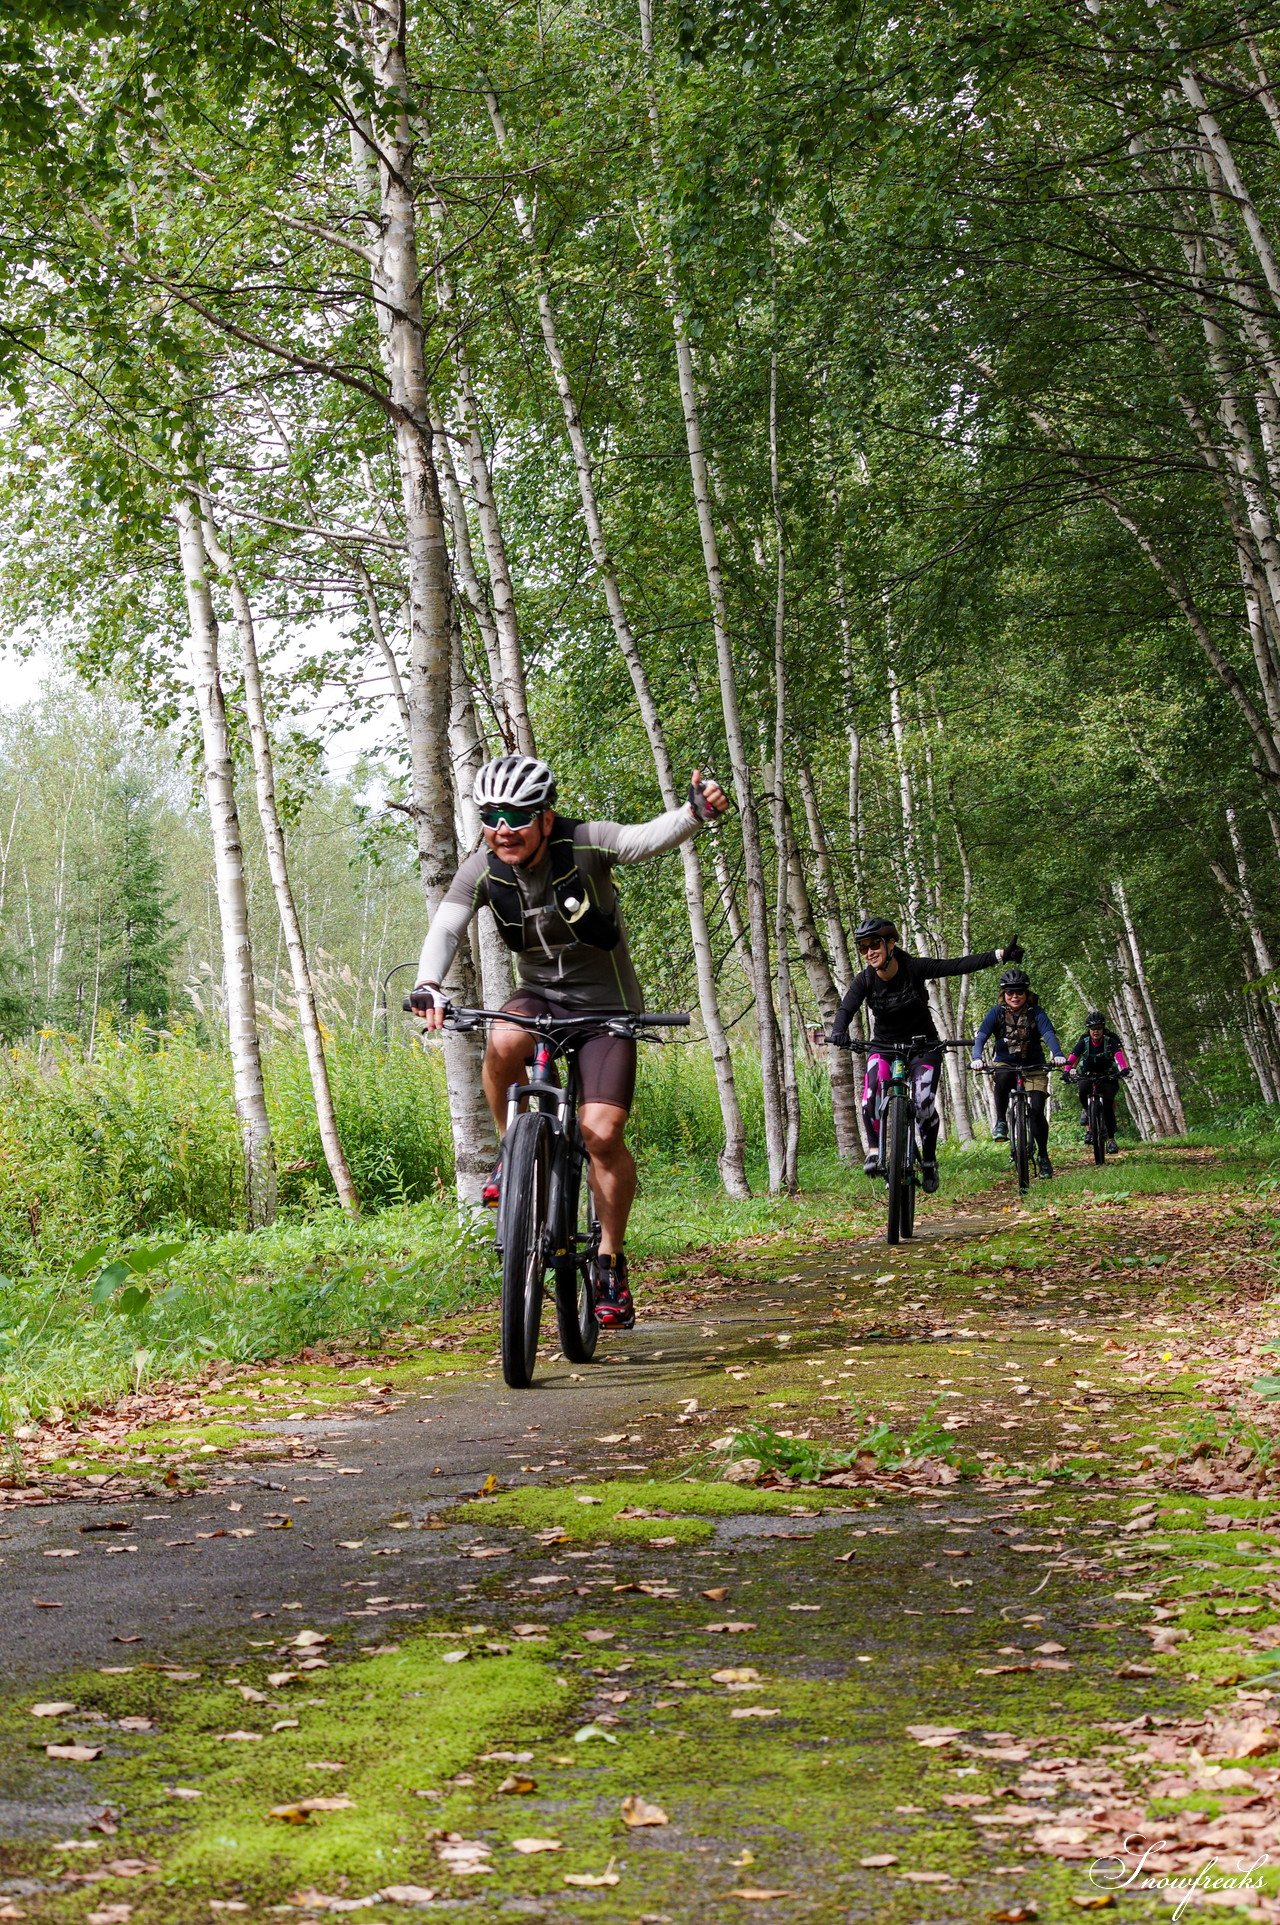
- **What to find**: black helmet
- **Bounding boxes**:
[999,968,1031,993]
[1086,1010,1106,1029]
[854,916,899,948]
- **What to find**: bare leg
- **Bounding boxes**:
[578,1101,635,1254]
[481,1023,545,1134]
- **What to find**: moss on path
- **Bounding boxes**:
[7,1141,1280,1921]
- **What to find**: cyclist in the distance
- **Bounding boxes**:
[830,918,1022,1194]
[409,754,728,1332]
[1064,1010,1131,1155]
[971,969,1066,1178]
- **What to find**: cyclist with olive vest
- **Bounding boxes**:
[410,754,728,1332]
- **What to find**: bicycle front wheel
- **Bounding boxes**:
[885,1094,909,1245]
[1090,1091,1106,1164]
[498,1111,550,1388]
[1011,1093,1031,1192]
[901,1127,917,1239]
[554,1152,599,1364]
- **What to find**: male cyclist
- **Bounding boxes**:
[830,918,1021,1195]
[409,754,728,1332]
[1064,1011,1131,1155]
[971,970,1066,1179]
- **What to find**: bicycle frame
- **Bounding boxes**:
[844,1037,972,1244]
[404,1001,688,1385]
[499,1034,588,1272]
[976,1061,1065,1190]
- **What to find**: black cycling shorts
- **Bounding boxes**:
[498,994,637,1112]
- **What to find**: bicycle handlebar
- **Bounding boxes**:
[402,999,690,1033]
[831,1036,974,1053]
[971,1061,1068,1072]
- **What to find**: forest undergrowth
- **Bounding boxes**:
[3,1110,1280,1463]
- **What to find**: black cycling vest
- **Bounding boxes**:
[485,816,620,954]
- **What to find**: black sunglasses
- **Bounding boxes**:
[480,805,542,829]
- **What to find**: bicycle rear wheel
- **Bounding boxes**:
[885,1094,908,1245]
[1011,1093,1031,1192]
[554,1151,599,1363]
[1090,1090,1106,1164]
[498,1111,550,1388]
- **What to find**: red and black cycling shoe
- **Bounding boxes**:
[482,1155,503,1209]
[593,1251,635,1332]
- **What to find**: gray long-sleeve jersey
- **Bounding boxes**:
[416,806,704,1013]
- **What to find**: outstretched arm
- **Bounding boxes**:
[919,948,1002,981]
[593,770,730,864]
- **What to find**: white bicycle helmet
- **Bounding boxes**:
[473,753,557,811]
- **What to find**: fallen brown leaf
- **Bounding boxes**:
[703,1587,729,1600]
[510,1840,561,1856]
[496,1775,536,1795]
[705,1622,756,1634]
[30,1702,76,1718]
[729,1889,792,1901]
[46,1744,101,1762]
[563,1865,620,1888]
[859,1854,898,1867]
[620,1795,669,1828]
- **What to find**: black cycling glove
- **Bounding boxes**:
[689,776,720,823]
[1000,938,1025,964]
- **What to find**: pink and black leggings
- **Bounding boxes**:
[863,1049,943,1159]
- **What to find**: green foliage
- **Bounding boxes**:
[0,1200,497,1419]
[0,1024,454,1264]
[719,1402,962,1482]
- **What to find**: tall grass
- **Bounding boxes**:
[0,1023,837,1267]
[0,1023,455,1269]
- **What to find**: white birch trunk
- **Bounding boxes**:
[174,495,276,1227]
[485,78,750,1196]
[769,342,799,1191]
[429,399,509,733]
[1113,878,1186,1133]
[784,800,861,1162]
[449,594,513,1012]
[797,763,854,989]
[634,0,784,1190]
[199,507,360,1216]
[1113,974,1162,1140]
[423,186,533,753]
[363,1,496,1202]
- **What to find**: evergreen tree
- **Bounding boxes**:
[99,778,182,1026]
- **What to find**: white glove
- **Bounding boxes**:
[1051,1054,1066,1067]
[969,1060,983,1073]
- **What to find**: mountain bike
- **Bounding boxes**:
[976,1062,1065,1192]
[409,1003,689,1387]
[1070,1072,1116,1165]
[845,1038,973,1245]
